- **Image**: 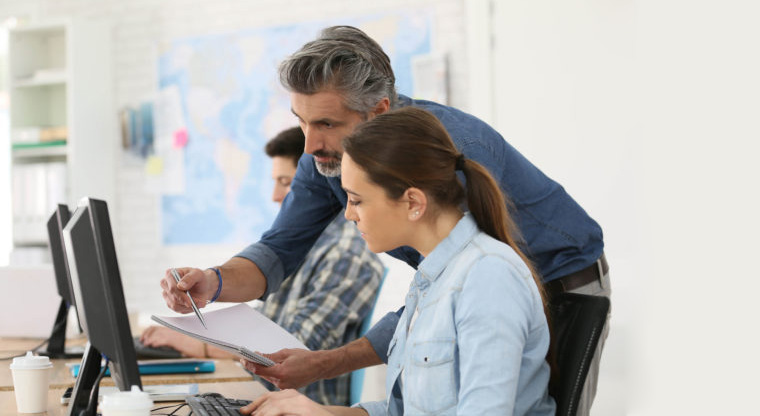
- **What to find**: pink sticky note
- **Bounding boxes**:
[173,129,188,148]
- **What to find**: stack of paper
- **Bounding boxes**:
[151,304,308,366]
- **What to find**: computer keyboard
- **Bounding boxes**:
[186,393,252,416]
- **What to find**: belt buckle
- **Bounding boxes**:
[597,257,607,289]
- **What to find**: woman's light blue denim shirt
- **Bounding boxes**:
[358,214,556,415]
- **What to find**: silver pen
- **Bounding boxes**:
[171,268,207,329]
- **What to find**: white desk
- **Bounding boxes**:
[0,381,268,416]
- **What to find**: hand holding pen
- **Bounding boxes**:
[162,268,208,328]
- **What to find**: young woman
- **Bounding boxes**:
[243,107,555,415]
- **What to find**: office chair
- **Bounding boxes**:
[549,292,610,416]
[350,267,388,405]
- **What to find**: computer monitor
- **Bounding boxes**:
[38,204,84,358]
[63,197,141,416]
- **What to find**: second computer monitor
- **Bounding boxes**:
[63,197,141,392]
[39,204,84,358]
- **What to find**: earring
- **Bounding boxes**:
[414,211,420,217]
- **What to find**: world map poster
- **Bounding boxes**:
[157,12,432,245]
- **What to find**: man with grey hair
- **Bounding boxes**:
[162,26,609,414]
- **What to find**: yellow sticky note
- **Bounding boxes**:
[146,155,164,175]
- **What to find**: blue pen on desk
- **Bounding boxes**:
[171,268,207,329]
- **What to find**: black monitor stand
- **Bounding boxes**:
[67,343,104,416]
[37,299,85,359]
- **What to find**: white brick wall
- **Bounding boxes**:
[0,0,470,315]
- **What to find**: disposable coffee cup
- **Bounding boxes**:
[10,351,53,413]
[101,385,153,416]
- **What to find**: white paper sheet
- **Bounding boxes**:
[151,303,307,358]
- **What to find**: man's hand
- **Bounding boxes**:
[160,267,217,313]
[241,338,384,389]
[140,326,204,358]
[242,349,330,389]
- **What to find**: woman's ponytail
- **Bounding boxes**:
[459,158,543,291]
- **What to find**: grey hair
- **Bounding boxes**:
[278,25,398,113]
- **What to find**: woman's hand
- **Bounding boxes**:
[240,389,333,416]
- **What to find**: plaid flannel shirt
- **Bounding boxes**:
[258,212,384,405]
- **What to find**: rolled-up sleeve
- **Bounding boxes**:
[235,154,343,298]
[364,308,402,363]
[234,241,286,300]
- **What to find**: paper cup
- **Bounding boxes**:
[101,385,153,416]
[10,352,53,413]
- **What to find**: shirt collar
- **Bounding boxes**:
[415,213,479,286]
[397,94,412,108]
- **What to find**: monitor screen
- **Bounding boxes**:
[63,197,141,393]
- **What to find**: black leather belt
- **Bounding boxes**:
[545,253,608,297]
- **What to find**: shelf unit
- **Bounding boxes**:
[8,20,116,248]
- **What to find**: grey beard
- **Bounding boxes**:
[315,160,341,177]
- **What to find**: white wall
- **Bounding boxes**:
[634,1,760,413]
[470,1,760,414]
[484,2,637,414]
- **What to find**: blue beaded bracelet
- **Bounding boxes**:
[208,267,223,303]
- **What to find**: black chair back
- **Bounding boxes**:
[550,293,610,416]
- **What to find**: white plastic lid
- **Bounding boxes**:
[101,385,153,411]
[9,351,52,370]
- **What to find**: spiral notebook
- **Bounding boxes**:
[151,303,308,367]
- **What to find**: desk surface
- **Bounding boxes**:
[0,338,254,392]
[0,380,268,416]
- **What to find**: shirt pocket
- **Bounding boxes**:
[406,338,457,414]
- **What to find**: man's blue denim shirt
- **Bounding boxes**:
[236,95,604,360]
